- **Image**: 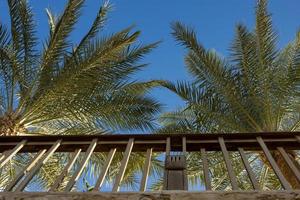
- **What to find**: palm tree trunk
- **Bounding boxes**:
[0,114,25,136]
[260,150,300,189]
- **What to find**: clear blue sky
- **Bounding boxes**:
[1,0,300,112]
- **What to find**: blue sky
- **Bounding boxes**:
[1,0,300,113]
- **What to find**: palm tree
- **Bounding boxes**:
[0,0,163,191]
[160,0,300,189]
[0,0,162,136]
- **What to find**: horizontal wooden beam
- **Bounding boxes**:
[0,132,299,153]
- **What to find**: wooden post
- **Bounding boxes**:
[164,137,188,190]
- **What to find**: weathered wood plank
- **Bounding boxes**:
[1,191,300,200]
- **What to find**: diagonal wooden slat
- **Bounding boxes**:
[238,147,259,190]
[92,148,117,191]
[112,138,134,192]
[50,148,82,192]
[140,148,152,192]
[4,149,47,192]
[218,137,239,190]
[14,140,62,192]
[200,148,211,190]
[277,147,300,183]
[64,139,98,192]
[257,137,292,190]
[0,150,9,162]
[0,140,27,168]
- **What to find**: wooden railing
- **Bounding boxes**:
[0,132,300,192]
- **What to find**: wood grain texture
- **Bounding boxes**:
[1,191,300,200]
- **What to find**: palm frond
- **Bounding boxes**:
[37,0,84,95]
[7,0,38,95]
[45,8,56,36]
[75,1,112,52]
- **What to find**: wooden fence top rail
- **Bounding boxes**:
[1,132,300,152]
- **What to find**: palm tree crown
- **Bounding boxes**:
[0,0,162,136]
[160,0,300,190]
[161,0,300,134]
[0,0,164,191]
